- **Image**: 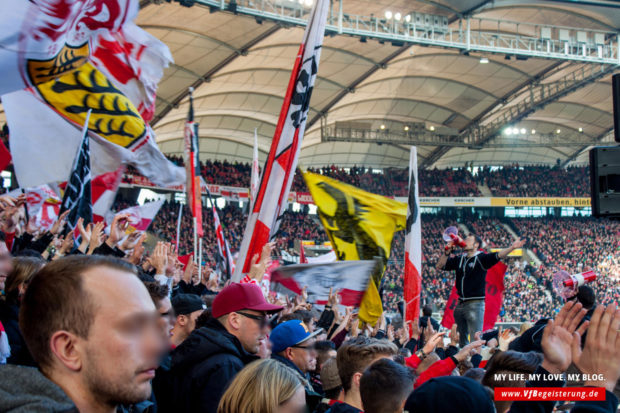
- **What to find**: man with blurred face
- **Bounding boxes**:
[270,320,323,411]
[167,282,283,413]
[0,256,167,413]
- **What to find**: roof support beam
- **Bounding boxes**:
[151,24,280,126]
[561,127,615,166]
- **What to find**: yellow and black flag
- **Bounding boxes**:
[303,171,407,324]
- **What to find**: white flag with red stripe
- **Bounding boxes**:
[404,147,422,327]
[207,191,234,280]
[270,260,378,308]
[106,199,164,233]
[233,0,329,281]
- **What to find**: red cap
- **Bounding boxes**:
[211,283,283,318]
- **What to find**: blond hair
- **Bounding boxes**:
[218,359,302,413]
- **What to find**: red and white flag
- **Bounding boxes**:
[404,147,423,330]
[106,199,164,234]
[250,128,260,207]
[207,191,234,280]
[0,0,139,95]
[92,166,124,223]
[270,260,378,308]
[184,88,203,237]
[233,0,330,281]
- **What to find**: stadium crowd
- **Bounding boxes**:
[127,157,592,198]
[0,193,618,413]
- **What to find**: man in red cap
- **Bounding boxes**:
[164,282,282,413]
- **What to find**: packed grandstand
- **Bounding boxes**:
[118,160,619,323]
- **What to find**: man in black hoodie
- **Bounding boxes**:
[165,282,282,413]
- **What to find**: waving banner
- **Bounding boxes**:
[270,260,378,308]
[404,147,422,330]
[233,0,330,281]
[304,172,406,324]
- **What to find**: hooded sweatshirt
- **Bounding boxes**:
[163,317,258,413]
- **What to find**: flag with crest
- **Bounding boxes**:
[233,0,330,280]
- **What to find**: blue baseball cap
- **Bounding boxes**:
[270,320,322,354]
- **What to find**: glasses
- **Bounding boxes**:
[236,311,269,328]
[292,343,316,351]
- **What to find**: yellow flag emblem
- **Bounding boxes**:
[34,62,146,148]
[303,172,406,324]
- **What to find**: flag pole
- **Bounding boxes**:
[193,216,198,263]
[198,237,203,283]
[175,201,183,253]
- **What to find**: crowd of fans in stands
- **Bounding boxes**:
[0,191,618,413]
[128,156,592,198]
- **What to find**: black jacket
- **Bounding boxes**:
[0,300,35,366]
[164,318,258,413]
[443,251,500,299]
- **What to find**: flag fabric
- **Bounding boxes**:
[306,250,337,264]
[59,110,92,235]
[0,140,11,172]
[0,0,138,95]
[303,171,406,324]
[299,244,308,264]
[184,89,203,237]
[270,260,378,308]
[8,184,62,230]
[206,190,234,280]
[250,128,260,206]
[404,147,423,331]
[92,166,124,223]
[440,286,459,329]
[3,64,184,189]
[233,0,330,281]
[105,199,164,234]
[440,258,507,330]
[483,261,507,330]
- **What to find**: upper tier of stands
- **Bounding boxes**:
[126,157,590,198]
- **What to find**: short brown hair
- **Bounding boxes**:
[143,281,170,307]
[336,337,397,392]
[19,255,137,370]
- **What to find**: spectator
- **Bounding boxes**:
[270,320,323,410]
[166,283,282,413]
[327,337,398,412]
[0,256,167,412]
[315,357,343,413]
[218,359,305,413]
[0,256,44,366]
[359,358,414,413]
[170,294,206,347]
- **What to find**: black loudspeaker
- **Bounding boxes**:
[590,147,620,217]
[613,74,620,142]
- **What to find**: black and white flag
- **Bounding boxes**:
[60,110,93,235]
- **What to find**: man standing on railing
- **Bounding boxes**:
[436,234,525,346]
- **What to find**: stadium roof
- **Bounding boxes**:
[4,0,620,170]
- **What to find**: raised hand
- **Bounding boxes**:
[449,323,460,347]
[50,210,70,235]
[106,213,130,248]
[148,242,168,275]
[498,327,517,351]
[87,221,105,254]
[572,304,620,392]
[541,300,588,374]
[454,339,485,362]
[128,233,147,265]
[120,231,143,252]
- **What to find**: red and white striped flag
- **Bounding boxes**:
[233,0,330,281]
[207,190,234,280]
[184,87,203,237]
[404,147,423,330]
